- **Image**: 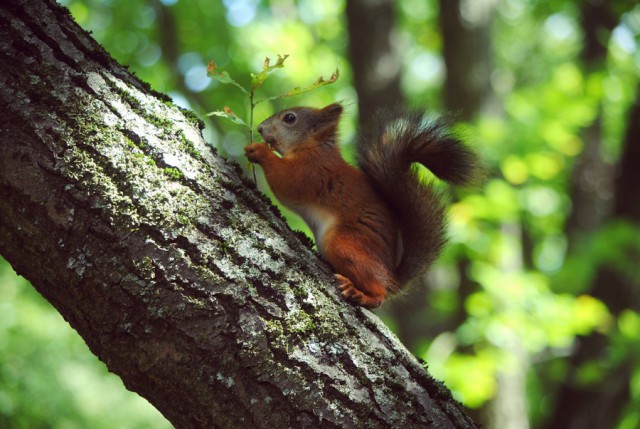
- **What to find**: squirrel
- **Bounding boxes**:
[244,103,478,308]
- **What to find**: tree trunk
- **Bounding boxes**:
[544,85,640,429]
[0,1,478,428]
[438,0,496,334]
[543,4,636,429]
[564,0,618,243]
[439,2,534,428]
[345,0,403,130]
[439,0,495,120]
[345,0,430,353]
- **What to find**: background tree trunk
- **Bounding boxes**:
[438,2,510,427]
[544,84,640,429]
[439,0,495,120]
[345,0,403,130]
[543,3,638,428]
[345,0,431,354]
[438,0,496,337]
[0,1,478,428]
[564,0,618,242]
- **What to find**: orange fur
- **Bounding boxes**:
[245,103,478,308]
[245,125,397,308]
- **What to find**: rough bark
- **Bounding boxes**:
[0,1,478,428]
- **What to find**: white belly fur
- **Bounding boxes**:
[295,205,336,255]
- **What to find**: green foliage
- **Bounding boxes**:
[251,54,289,92]
[0,258,171,428]
[6,0,640,427]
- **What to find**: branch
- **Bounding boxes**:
[0,1,477,428]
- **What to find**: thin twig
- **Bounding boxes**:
[249,89,257,184]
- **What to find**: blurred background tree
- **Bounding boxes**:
[1,0,639,427]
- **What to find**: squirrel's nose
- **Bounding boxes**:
[257,124,264,135]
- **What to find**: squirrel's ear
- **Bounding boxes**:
[321,103,343,121]
[314,103,342,130]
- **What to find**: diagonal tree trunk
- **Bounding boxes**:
[0,0,477,428]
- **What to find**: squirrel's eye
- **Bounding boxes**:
[282,113,297,124]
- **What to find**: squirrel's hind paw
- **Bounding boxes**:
[334,274,384,309]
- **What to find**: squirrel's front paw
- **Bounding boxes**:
[244,143,270,163]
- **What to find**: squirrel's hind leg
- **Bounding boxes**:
[334,274,385,309]
[323,232,394,308]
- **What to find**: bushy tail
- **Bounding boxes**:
[356,109,479,286]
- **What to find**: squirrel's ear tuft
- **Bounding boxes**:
[309,103,343,140]
[321,103,343,120]
[314,103,342,129]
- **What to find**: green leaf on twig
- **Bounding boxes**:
[255,68,340,105]
[282,68,340,97]
[206,61,248,94]
[206,106,249,128]
[250,54,289,92]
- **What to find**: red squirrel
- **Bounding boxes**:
[244,103,478,308]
